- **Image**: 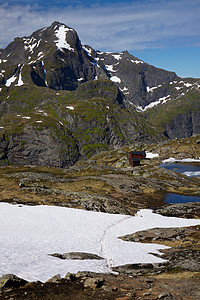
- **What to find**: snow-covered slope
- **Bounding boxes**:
[0,203,199,282]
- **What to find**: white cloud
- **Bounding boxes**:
[0,0,199,52]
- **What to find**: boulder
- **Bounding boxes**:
[0,274,27,289]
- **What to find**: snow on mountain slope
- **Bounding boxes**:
[0,21,200,109]
[54,25,75,52]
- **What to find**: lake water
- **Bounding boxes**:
[159,162,200,177]
[165,193,200,204]
[160,162,200,203]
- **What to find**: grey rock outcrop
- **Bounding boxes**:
[154,202,200,219]
[0,274,27,289]
[164,110,200,139]
[0,126,80,167]
[49,252,104,260]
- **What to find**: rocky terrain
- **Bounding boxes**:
[1,270,200,300]
[0,136,200,299]
[0,21,200,299]
[0,136,200,214]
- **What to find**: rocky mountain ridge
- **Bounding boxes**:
[0,21,200,167]
[1,21,199,109]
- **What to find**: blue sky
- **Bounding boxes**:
[0,0,200,78]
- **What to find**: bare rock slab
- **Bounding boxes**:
[48,252,104,260]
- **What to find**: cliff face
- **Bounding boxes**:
[0,22,200,167]
[0,124,80,168]
[0,81,163,167]
[164,110,200,139]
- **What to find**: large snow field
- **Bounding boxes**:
[0,203,199,282]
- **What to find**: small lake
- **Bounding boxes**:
[160,162,200,177]
[161,161,200,203]
[165,193,200,204]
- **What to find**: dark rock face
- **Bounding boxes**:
[0,127,80,168]
[164,111,200,139]
[90,49,177,107]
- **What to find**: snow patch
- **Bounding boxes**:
[120,87,128,92]
[22,116,31,119]
[146,85,162,93]
[97,51,104,55]
[0,70,5,77]
[0,203,199,282]
[105,65,117,72]
[37,52,45,60]
[55,25,74,52]
[82,46,92,56]
[15,65,24,87]
[36,121,42,123]
[5,74,17,87]
[184,82,192,88]
[112,54,122,60]
[77,78,84,82]
[41,61,48,86]
[28,60,37,65]
[162,157,200,164]
[183,171,200,177]
[146,152,159,158]
[136,95,171,112]
[110,76,121,83]
[66,106,74,110]
[0,59,7,63]
[24,37,38,54]
[130,59,144,64]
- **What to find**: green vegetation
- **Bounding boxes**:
[82,143,110,158]
[144,89,200,132]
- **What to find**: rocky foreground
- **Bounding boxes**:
[0,137,200,299]
[0,270,200,300]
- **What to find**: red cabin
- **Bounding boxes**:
[128,151,146,167]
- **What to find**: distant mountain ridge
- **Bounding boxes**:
[0,22,179,106]
[1,21,199,109]
[0,21,200,167]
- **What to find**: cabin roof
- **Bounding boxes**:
[130,151,146,155]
